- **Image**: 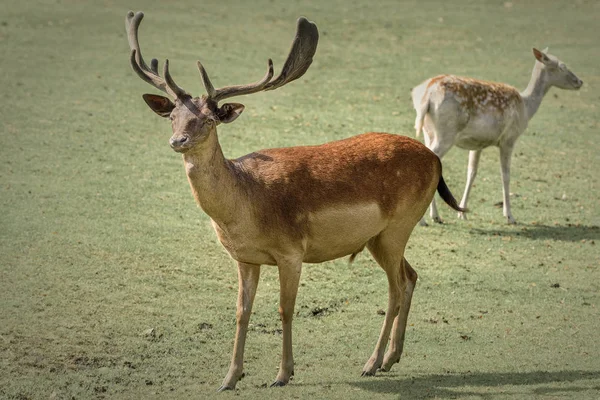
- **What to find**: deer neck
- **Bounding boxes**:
[182,131,240,225]
[520,62,552,121]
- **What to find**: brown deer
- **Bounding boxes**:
[125,11,464,391]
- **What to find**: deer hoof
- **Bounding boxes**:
[362,356,382,376]
[381,354,400,371]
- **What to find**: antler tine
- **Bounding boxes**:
[196,60,217,99]
[125,11,149,71]
[199,17,318,103]
[150,58,159,75]
[199,59,275,103]
[164,59,189,99]
[125,11,188,99]
[264,17,319,91]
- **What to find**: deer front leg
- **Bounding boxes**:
[271,259,303,387]
[381,258,417,371]
[219,262,261,392]
[458,150,482,220]
[499,144,516,224]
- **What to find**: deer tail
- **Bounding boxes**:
[437,175,466,213]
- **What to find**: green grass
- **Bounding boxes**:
[1,0,599,399]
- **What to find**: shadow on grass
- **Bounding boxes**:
[349,370,600,398]
[470,224,600,242]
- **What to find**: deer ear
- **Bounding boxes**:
[142,94,175,118]
[216,103,245,124]
[532,48,553,66]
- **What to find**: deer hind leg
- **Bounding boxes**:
[419,126,435,226]
[422,132,454,225]
[361,231,410,376]
[458,149,482,220]
[219,262,261,391]
[381,258,417,371]
[271,257,303,387]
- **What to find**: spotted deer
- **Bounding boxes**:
[411,48,582,225]
[125,11,464,391]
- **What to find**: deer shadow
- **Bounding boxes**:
[469,223,600,242]
[349,370,600,398]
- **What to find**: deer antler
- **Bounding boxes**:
[196,59,275,102]
[125,11,189,99]
[197,17,319,103]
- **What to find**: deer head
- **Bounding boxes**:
[125,11,319,153]
[532,48,583,91]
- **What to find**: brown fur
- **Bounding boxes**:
[229,132,440,238]
[428,75,521,112]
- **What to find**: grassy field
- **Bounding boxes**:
[1,0,598,399]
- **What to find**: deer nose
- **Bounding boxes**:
[170,136,189,147]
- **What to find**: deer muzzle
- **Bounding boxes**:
[169,135,190,152]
